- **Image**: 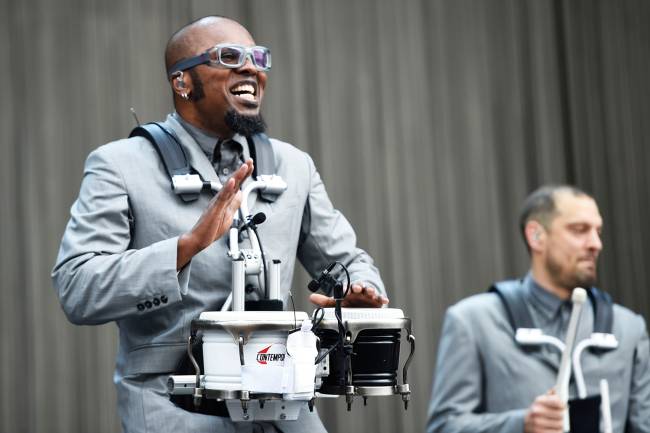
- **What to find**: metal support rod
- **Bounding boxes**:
[268,259,281,300]
[232,259,245,311]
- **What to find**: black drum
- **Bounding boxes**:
[312,308,414,406]
[318,327,401,391]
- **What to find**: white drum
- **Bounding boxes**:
[197,311,309,394]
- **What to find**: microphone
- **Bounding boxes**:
[248,212,266,226]
[239,212,266,235]
[556,287,587,432]
[308,262,337,295]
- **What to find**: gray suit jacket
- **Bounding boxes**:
[426,275,650,433]
[52,114,384,432]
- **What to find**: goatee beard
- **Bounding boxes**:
[224,109,267,136]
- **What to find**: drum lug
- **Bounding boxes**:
[187,335,203,407]
[402,334,416,384]
[240,391,250,420]
[192,387,203,408]
[345,386,355,411]
[238,335,245,366]
[394,384,411,410]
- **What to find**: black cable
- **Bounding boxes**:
[314,339,339,364]
[289,290,297,331]
[338,262,351,298]
[311,307,325,330]
[310,261,352,379]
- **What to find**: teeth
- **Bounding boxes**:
[239,93,255,101]
[232,84,255,95]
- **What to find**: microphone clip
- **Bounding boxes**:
[308,262,341,297]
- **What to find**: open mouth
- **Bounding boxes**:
[230,81,257,102]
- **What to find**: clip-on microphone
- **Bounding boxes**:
[308,262,338,296]
[308,263,350,389]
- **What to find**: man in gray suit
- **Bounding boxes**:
[427,185,650,433]
[53,16,387,433]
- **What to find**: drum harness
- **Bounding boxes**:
[131,121,415,420]
[129,122,280,203]
[490,280,618,432]
[129,121,288,416]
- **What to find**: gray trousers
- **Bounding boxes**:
[116,374,328,433]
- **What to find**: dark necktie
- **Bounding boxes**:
[212,139,243,184]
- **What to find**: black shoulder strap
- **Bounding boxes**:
[246,133,278,203]
[489,280,615,335]
[587,287,614,334]
[489,280,535,330]
[129,123,198,202]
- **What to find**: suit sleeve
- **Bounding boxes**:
[626,315,650,433]
[296,153,385,296]
[51,146,190,325]
[427,307,526,433]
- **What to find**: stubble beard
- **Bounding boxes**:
[546,253,598,290]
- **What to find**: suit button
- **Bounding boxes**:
[144,301,152,309]
[137,303,145,311]
[153,297,160,306]
[161,295,168,304]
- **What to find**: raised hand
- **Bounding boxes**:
[176,159,254,269]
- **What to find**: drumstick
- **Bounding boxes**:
[555,287,587,432]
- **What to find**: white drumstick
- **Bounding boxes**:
[555,287,587,432]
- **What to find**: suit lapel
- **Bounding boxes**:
[531,344,561,373]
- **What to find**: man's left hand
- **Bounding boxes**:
[309,283,389,308]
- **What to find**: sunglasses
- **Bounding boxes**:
[167,44,272,77]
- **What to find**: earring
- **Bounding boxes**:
[181,92,189,100]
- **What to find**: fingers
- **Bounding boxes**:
[231,159,254,188]
[309,284,389,308]
[215,160,254,204]
[343,283,389,307]
[177,161,254,267]
[537,392,565,412]
[309,293,336,307]
[524,391,566,433]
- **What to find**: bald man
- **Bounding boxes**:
[53,16,387,433]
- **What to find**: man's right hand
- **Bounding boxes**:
[524,389,565,433]
[176,159,254,270]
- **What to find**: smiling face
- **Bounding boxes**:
[530,191,603,295]
[169,17,268,137]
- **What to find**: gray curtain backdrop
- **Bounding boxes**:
[1,1,649,432]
